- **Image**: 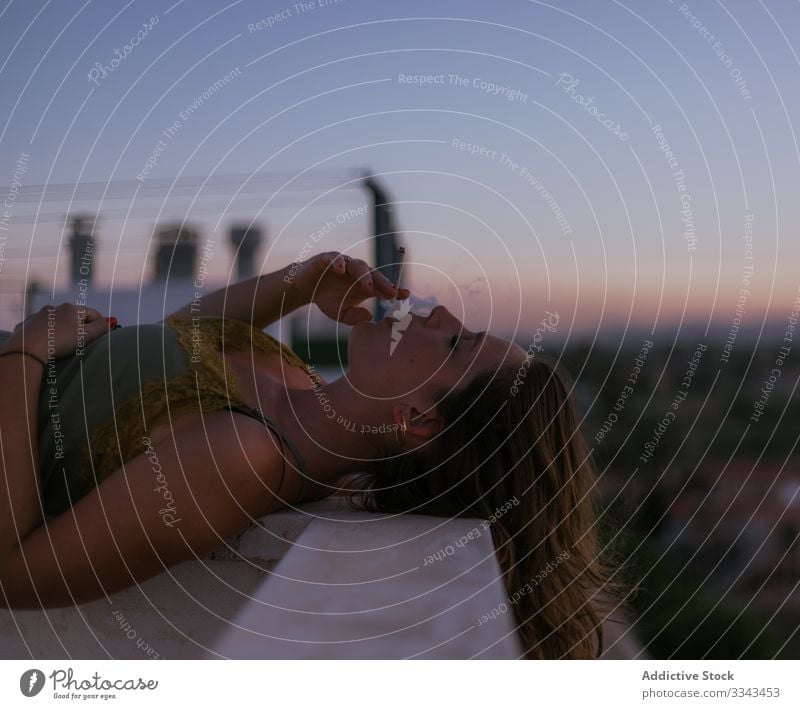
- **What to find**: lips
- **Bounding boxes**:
[381,306,443,328]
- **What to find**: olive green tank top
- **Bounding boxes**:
[1,316,320,518]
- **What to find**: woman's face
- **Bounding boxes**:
[347,305,527,399]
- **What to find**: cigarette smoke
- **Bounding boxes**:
[407,294,439,317]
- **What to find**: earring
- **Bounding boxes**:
[395,418,407,447]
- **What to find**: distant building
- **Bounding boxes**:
[28,216,281,341]
[68,214,96,286]
[362,172,405,320]
[153,222,199,282]
[229,223,263,281]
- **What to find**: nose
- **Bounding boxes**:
[424,305,444,323]
[423,304,448,325]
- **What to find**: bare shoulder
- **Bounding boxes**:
[0,406,292,607]
[151,407,289,510]
[124,407,290,550]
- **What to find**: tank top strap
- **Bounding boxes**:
[223,403,309,501]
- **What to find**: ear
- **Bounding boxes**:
[392,403,442,445]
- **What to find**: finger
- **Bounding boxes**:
[348,260,376,293]
[371,269,398,298]
[85,316,112,339]
[81,308,105,324]
[320,252,338,269]
[340,306,372,326]
[76,308,106,331]
[78,307,111,331]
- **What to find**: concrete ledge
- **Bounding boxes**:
[0,498,522,659]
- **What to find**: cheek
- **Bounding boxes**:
[399,348,450,384]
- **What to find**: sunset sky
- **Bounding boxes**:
[1,0,799,342]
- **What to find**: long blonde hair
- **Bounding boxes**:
[346,357,628,658]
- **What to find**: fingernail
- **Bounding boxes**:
[106,316,118,328]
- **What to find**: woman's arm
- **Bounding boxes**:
[0,410,288,608]
[165,252,407,328]
[0,341,47,554]
[0,304,110,556]
[165,264,310,328]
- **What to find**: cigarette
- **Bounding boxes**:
[390,247,406,305]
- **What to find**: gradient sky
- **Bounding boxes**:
[1,0,799,342]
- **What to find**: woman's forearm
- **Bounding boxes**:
[168,264,311,328]
[0,348,46,554]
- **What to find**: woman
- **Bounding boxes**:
[0,252,622,659]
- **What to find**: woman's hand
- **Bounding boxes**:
[1,303,111,361]
[293,252,410,325]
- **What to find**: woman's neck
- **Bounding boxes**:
[258,372,391,484]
